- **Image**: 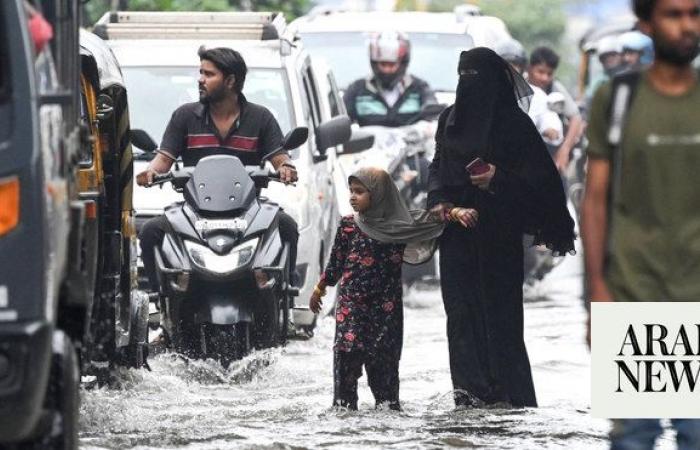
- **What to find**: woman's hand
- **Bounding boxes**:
[309,292,323,314]
[451,208,479,228]
[470,164,496,191]
[429,202,454,222]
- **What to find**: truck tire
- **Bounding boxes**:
[19,331,80,450]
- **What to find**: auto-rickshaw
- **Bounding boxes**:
[77,30,148,377]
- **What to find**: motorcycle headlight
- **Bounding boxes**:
[184,237,259,274]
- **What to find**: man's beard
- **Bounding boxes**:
[653,32,700,66]
[199,85,226,104]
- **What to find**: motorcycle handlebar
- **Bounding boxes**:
[151,172,173,184]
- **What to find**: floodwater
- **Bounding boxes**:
[79,247,677,449]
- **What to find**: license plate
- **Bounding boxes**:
[195,219,247,232]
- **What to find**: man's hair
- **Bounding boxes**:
[632,0,657,21]
[529,46,560,69]
[198,47,247,93]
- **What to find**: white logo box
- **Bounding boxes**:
[591,302,700,418]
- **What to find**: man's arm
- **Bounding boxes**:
[260,110,297,184]
[555,114,583,171]
[581,157,613,302]
[553,81,584,172]
[136,107,187,186]
[270,153,297,184]
[135,152,174,186]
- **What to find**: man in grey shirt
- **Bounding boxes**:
[527,46,584,174]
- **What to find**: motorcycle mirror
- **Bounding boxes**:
[260,127,309,168]
[283,127,309,150]
[130,129,158,152]
[418,103,446,121]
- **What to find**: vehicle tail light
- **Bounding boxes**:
[0,177,19,236]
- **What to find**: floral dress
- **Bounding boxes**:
[321,215,405,359]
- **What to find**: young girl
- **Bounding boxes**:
[309,167,478,410]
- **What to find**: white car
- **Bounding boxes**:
[289,6,512,104]
[97,11,365,332]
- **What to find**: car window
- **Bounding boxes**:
[300,32,472,92]
[327,71,346,117]
[302,66,322,129]
[121,66,293,149]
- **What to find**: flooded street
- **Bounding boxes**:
[79,248,674,450]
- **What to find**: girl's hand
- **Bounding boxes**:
[452,208,479,228]
[470,164,496,191]
[309,293,323,314]
[429,202,454,222]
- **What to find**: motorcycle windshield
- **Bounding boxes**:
[185,155,256,214]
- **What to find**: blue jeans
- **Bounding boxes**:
[610,419,700,450]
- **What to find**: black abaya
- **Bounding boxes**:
[428,48,575,408]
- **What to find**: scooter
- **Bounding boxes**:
[139,127,308,367]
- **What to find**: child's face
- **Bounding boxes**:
[349,180,370,213]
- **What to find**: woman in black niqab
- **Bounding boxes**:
[428,48,575,408]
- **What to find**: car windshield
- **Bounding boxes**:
[121,66,293,157]
[300,32,472,92]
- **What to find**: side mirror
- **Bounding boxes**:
[340,129,375,155]
[282,126,309,151]
[260,126,308,168]
[316,115,352,155]
[130,129,158,152]
[410,103,446,124]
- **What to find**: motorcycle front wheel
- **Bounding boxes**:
[201,323,251,368]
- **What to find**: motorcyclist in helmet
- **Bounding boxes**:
[585,35,625,102]
[619,30,654,70]
[343,31,437,128]
[495,38,564,152]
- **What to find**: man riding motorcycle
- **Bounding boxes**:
[135,47,299,294]
[343,30,437,128]
[619,30,654,70]
[343,31,440,206]
[585,35,626,102]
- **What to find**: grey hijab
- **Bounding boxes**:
[349,167,445,264]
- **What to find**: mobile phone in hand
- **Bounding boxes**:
[465,157,490,176]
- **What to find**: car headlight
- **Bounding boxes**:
[184,237,259,274]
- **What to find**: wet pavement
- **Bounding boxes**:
[79,246,678,449]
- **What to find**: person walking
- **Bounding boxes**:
[427,48,575,408]
[309,167,477,410]
[583,0,700,447]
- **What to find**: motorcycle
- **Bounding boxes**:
[132,127,308,367]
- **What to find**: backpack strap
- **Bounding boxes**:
[606,70,642,205]
[603,70,642,265]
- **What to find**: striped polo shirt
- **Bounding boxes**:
[157,94,285,167]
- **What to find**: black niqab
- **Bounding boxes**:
[435,47,574,255]
[443,48,533,180]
